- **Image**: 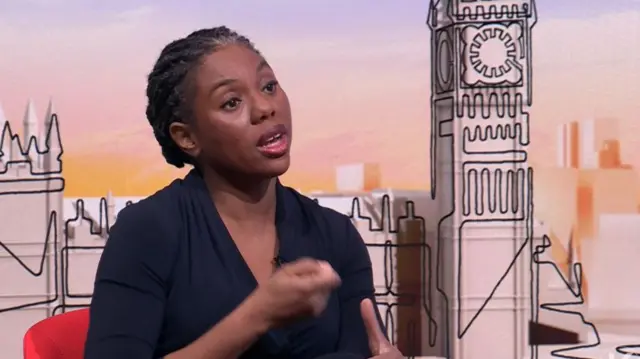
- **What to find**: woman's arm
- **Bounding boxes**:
[334,218,386,356]
[84,204,270,359]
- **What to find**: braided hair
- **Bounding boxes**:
[145,26,260,168]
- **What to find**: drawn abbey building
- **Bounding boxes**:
[427,1,537,358]
[0,100,112,359]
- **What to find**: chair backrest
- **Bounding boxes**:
[23,308,90,359]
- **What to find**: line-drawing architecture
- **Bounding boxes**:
[348,194,430,357]
[0,99,64,312]
[428,0,538,358]
[0,100,113,358]
[4,2,634,357]
[426,1,610,359]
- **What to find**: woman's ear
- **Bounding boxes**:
[169,122,200,158]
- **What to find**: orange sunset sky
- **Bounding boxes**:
[0,1,639,197]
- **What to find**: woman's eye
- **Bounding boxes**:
[221,98,241,110]
[263,81,278,94]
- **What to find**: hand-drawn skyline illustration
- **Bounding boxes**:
[428,1,538,358]
[1,0,640,358]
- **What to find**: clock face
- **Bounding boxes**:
[469,27,517,79]
[435,29,454,93]
[461,23,524,87]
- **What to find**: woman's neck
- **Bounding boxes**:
[201,168,277,225]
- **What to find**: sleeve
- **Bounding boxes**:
[335,217,386,356]
[84,205,177,359]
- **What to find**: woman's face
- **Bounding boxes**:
[170,44,292,179]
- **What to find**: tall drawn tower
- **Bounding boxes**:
[427,1,537,358]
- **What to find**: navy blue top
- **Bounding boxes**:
[84,170,379,359]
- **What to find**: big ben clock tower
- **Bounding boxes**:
[427,1,537,358]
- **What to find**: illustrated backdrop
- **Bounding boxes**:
[1,0,639,358]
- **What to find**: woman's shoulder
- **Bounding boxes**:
[94,181,187,296]
[281,187,370,273]
[281,186,353,233]
[107,180,185,255]
[116,180,183,227]
[280,186,364,258]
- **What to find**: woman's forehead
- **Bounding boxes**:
[198,45,266,80]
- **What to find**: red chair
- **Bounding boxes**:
[23,308,90,359]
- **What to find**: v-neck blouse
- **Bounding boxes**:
[84,170,378,359]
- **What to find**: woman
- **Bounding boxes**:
[84,26,403,359]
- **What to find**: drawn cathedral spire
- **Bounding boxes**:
[23,99,39,153]
[43,98,55,128]
[0,103,10,160]
[0,98,63,174]
[9,122,23,163]
[43,99,63,173]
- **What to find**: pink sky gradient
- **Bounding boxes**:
[0,5,639,195]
